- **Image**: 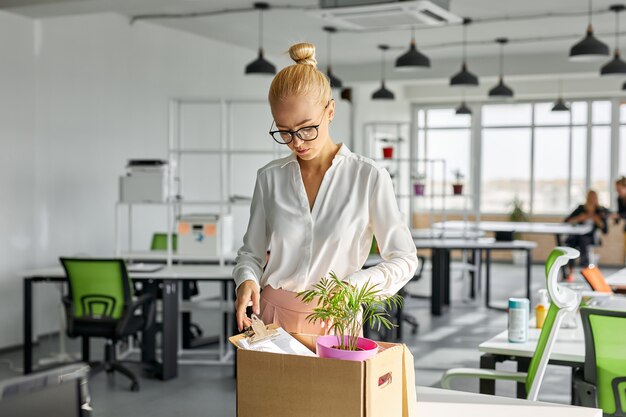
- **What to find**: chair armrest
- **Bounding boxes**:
[441,368,527,390]
[116,293,156,336]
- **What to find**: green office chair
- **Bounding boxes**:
[441,247,581,401]
[574,307,626,416]
[150,232,177,251]
[60,258,156,391]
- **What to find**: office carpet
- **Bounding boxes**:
[0,263,619,417]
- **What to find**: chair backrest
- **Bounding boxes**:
[150,232,177,251]
[581,307,626,416]
[581,265,613,294]
[60,258,132,320]
[525,247,580,401]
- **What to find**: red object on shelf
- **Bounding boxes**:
[452,184,463,195]
[382,146,394,159]
[414,183,425,196]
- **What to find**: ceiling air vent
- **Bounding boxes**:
[312,0,461,30]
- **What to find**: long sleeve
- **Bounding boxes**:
[345,168,418,297]
[233,173,268,290]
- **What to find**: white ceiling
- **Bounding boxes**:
[1,0,624,68]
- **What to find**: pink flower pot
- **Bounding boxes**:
[414,183,425,196]
[316,335,379,361]
[452,184,463,195]
[382,147,394,159]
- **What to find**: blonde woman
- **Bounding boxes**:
[232,43,418,334]
[614,176,626,262]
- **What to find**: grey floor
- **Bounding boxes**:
[0,262,619,417]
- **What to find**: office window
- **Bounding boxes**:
[481,127,531,213]
[621,127,626,177]
[418,108,472,211]
[590,127,611,206]
[483,103,532,126]
[571,127,588,208]
[533,127,569,214]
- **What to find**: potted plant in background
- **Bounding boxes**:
[297,272,402,362]
[509,196,530,264]
[412,173,427,196]
[451,169,464,195]
[379,138,395,159]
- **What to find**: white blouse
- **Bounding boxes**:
[232,144,418,297]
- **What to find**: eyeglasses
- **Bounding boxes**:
[269,101,330,145]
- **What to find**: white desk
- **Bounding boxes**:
[433,221,593,236]
[411,238,537,314]
[416,386,601,417]
[606,267,626,286]
[22,264,235,380]
[412,228,485,240]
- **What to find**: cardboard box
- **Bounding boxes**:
[229,331,417,417]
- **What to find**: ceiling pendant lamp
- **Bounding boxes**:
[488,38,514,98]
[323,26,343,89]
[450,18,479,87]
[455,89,472,115]
[245,2,276,75]
[600,4,626,76]
[551,80,570,112]
[570,0,610,61]
[455,101,472,115]
[372,45,394,100]
[395,27,430,71]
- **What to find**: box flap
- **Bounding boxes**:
[401,345,417,417]
[364,345,404,417]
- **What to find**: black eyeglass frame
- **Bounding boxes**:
[268,100,331,145]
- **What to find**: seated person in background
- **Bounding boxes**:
[564,190,609,281]
[611,176,626,262]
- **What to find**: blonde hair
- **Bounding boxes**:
[268,42,332,106]
[616,176,626,187]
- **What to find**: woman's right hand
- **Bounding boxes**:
[235,280,261,332]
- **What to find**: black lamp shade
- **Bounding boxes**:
[395,42,430,70]
[488,77,514,98]
[551,97,570,112]
[600,51,626,76]
[450,63,479,86]
[372,81,395,100]
[569,26,610,61]
[245,48,276,75]
[327,67,343,89]
[455,101,472,115]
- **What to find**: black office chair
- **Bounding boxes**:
[60,258,156,391]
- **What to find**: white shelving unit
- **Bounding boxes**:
[362,121,479,235]
[114,98,290,266]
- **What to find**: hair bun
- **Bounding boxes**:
[288,43,317,67]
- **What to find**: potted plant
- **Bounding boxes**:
[509,197,529,264]
[379,138,395,159]
[451,169,464,195]
[297,272,402,362]
[412,173,427,196]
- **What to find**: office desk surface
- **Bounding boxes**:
[22,264,234,280]
[479,322,585,364]
[607,267,626,286]
[120,251,237,263]
[411,228,485,240]
[433,221,593,235]
[416,386,601,417]
[413,238,537,250]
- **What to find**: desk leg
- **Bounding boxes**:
[141,281,158,366]
[444,249,450,307]
[431,248,449,316]
[479,354,496,395]
[161,279,178,380]
[182,281,193,349]
[485,249,492,308]
[23,278,33,374]
[526,249,532,305]
[517,358,530,398]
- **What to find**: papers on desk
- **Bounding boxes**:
[126,263,165,273]
[236,327,316,357]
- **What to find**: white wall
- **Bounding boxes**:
[0,12,353,349]
[0,11,36,349]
